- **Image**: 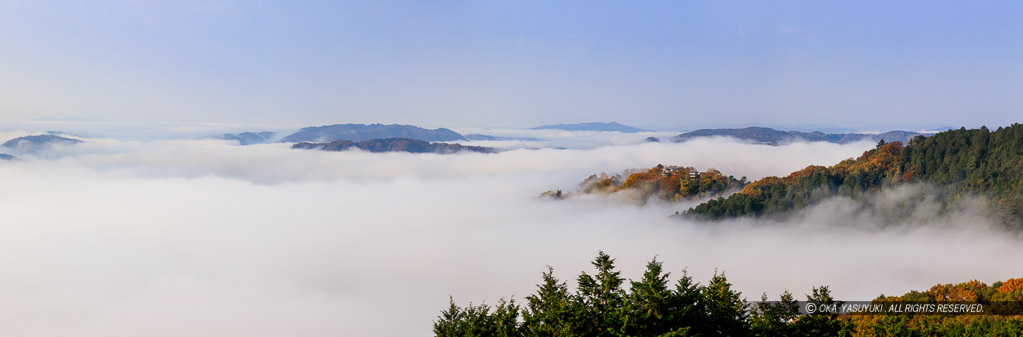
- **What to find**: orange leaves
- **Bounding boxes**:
[927,280,987,302]
[740,176,783,197]
[785,165,825,182]
[998,278,1023,294]
[842,142,905,176]
[621,168,659,189]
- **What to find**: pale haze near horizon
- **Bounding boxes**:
[1,1,1020,131]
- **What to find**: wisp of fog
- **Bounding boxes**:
[0,132,1020,337]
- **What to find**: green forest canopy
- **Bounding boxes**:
[684,124,1023,226]
[435,252,1023,337]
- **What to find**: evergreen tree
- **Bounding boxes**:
[434,297,521,337]
[522,267,577,336]
[627,258,674,336]
[698,271,750,336]
[790,286,844,336]
[574,251,628,336]
[435,253,1023,336]
[751,290,799,336]
[662,269,704,336]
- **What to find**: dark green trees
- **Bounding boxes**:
[434,297,521,337]
[685,124,1023,225]
[574,252,627,336]
[789,286,844,336]
[751,290,799,336]
[701,272,751,336]
[624,259,705,336]
[435,252,751,337]
[626,258,675,336]
[436,253,1023,336]
[521,267,575,336]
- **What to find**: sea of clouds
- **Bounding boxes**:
[0,128,1019,336]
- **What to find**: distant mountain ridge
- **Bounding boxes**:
[220,131,275,145]
[670,126,924,144]
[532,122,649,133]
[292,138,496,154]
[281,124,466,143]
[464,134,543,142]
[2,134,82,152]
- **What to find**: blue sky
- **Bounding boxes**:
[0,1,1020,130]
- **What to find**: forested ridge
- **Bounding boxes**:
[435,253,1023,337]
[685,124,1023,225]
[542,165,746,203]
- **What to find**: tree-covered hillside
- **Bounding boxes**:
[435,253,1023,337]
[685,124,1023,224]
[542,165,747,203]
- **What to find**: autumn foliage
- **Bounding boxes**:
[554,164,747,203]
[687,124,1023,224]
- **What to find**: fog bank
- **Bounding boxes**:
[0,134,1018,336]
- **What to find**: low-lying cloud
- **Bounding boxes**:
[1,130,876,183]
[0,132,1019,336]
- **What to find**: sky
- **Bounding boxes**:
[1,1,1021,130]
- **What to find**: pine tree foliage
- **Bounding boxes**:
[685,124,1023,225]
[436,253,1023,336]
